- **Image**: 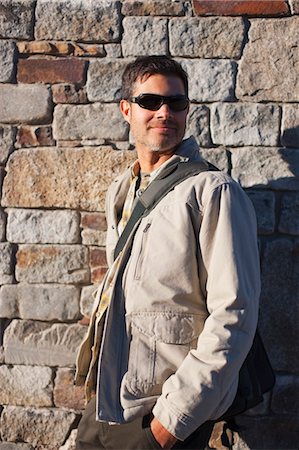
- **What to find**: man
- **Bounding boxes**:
[75,56,260,449]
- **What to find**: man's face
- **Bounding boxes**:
[120,74,189,154]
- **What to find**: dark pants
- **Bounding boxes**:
[76,398,213,450]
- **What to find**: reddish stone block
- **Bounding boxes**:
[54,368,85,410]
[81,212,107,231]
[52,84,87,104]
[16,125,55,148]
[192,0,289,16]
[91,267,107,284]
[89,247,107,268]
[17,58,87,84]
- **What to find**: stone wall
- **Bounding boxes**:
[0,1,298,448]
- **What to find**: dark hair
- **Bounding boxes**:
[121,55,188,99]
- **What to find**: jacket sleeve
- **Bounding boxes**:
[152,180,260,441]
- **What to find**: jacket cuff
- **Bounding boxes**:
[152,396,199,441]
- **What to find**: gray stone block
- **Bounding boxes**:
[290,0,299,13]
[231,147,299,190]
[271,375,299,415]
[6,209,80,244]
[2,146,136,212]
[234,416,299,449]
[53,103,129,141]
[0,40,16,82]
[0,242,13,284]
[0,0,35,39]
[246,191,275,235]
[87,59,132,102]
[35,0,121,43]
[185,105,211,148]
[237,17,299,101]
[181,59,236,102]
[259,239,299,373]
[0,84,52,124]
[80,285,97,318]
[0,444,34,450]
[169,17,245,59]
[104,44,122,58]
[279,193,299,235]
[59,429,78,450]
[211,103,280,147]
[16,244,89,284]
[0,284,80,321]
[0,365,53,407]
[0,405,76,448]
[281,104,299,147]
[0,125,16,165]
[4,319,87,366]
[198,148,229,173]
[81,228,107,246]
[122,17,168,56]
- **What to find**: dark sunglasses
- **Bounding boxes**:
[129,94,189,112]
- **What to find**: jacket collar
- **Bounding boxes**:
[108,136,203,228]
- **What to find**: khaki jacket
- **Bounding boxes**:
[75,137,260,441]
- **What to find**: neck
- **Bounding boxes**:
[136,148,175,173]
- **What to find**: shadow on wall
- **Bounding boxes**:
[223,130,299,449]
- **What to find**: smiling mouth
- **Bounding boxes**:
[151,124,176,131]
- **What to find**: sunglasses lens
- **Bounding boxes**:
[169,97,189,112]
[139,95,162,110]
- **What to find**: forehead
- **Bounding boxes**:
[132,73,186,97]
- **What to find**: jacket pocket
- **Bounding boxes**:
[125,312,205,398]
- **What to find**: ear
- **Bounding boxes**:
[120,99,131,124]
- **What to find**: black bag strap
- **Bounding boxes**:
[114,160,217,260]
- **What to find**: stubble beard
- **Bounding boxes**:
[133,128,183,154]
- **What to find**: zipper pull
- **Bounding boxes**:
[143,223,151,233]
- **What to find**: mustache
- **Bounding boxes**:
[149,120,177,128]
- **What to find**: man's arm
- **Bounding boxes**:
[151,180,260,442]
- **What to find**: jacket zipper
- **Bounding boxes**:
[134,222,151,280]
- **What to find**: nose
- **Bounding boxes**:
[156,103,173,118]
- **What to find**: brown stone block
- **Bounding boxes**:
[2,146,136,211]
[91,267,107,284]
[81,212,107,231]
[17,40,72,55]
[16,125,55,148]
[17,58,87,84]
[192,0,289,16]
[72,43,106,57]
[122,0,185,16]
[54,368,85,410]
[89,247,107,268]
[57,140,83,147]
[52,84,88,104]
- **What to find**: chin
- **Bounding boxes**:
[148,138,179,153]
